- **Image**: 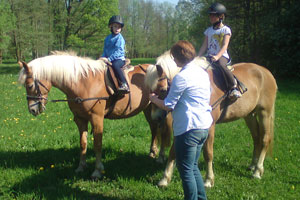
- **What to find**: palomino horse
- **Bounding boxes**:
[18,52,171,180]
[145,51,277,187]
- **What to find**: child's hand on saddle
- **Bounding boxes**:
[99,57,109,64]
[211,55,220,62]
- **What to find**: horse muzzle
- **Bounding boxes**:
[28,101,45,116]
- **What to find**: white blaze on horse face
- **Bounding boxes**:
[28,100,41,116]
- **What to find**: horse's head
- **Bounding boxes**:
[145,64,172,122]
[145,64,171,100]
[18,61,51,116]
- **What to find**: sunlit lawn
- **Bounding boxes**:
[0,60,299,199]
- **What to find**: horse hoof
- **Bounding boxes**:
[252,170,262,179]
[91,170,102,180]
[149,152,156,159]
[90,176,100,181]
[75,164,87,173]
[204,180,214,188]
[158,178,169,187]
[252,173,262,179]
[247,165,255,171]
[253,167,264,179]
[156,156,165,164]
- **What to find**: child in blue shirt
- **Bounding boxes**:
[100,15,129,93]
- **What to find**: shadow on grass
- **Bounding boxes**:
[0,66,20,75]
[215,159,252,179]
[0,147,164,199]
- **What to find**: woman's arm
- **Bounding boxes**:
[149,93,172,112]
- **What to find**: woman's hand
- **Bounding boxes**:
[149,93,172,112]
[149,93,158,103]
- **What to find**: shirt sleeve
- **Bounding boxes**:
[164,74,187,110]
[108,35,125,62]
[223,26,232,36]
[101,36,109,57]
[204,27,211,36]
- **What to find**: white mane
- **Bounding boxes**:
[145,50,211,90]
[18,52,106,86]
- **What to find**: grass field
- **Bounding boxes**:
[0,58,299,200]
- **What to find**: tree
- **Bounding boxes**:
[60,0,119,57]
[0,0,15,63]
[9,0,51,60]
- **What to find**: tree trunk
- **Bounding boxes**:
[0,50,2,64]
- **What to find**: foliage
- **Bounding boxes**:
[2,0,299,78]
[0,60,300,199]
[0,0,15,63]
[189,0,300,78]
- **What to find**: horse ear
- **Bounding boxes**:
[18,61,32,75]
[156,65,163,77]
[18,61,23,69]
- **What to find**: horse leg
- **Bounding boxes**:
[74,116,89,173]
[158,140,176,187]
[157,113,172,163]
[244,113,260,172]
[253,109,273,179]
[203,125,215,188]
[143,106,159,158]
[90,114,105,180]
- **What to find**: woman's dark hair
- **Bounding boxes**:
[170,40,196,65]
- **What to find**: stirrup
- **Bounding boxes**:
[229,88,242,99]
[118,83,130,94]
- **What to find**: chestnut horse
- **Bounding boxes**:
[145,51,277,187]
[18,52,171,180]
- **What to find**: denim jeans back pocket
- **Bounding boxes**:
[184,129,208,146]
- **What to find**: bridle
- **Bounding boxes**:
[156,75,171,100]
[26,78,49,110]
[26,79,49,102]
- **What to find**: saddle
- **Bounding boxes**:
[211,62,247,95]
[104,59,134,95]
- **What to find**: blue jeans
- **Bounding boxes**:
[111,59,126,84]
[175,129,209,200]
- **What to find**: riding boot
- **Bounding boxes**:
[118,82,130,94]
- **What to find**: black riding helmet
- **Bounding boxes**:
[108,15,124,28]
[208,2,226,16]
[208,3,226,29]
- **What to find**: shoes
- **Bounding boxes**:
[229,88,242,99]
[118,83,130,94]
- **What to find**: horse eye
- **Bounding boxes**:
[27,84,34,89]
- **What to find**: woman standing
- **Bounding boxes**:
[150,40,213,200]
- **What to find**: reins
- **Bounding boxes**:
[27,94,109,104]
[26,79,109,104]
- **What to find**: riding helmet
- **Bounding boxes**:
[208,3,226,15]
[108,15,124,28]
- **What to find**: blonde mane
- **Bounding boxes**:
[18,51,106,86]
[145,51,211,90]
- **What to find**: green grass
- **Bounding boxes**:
[0,60,299,199]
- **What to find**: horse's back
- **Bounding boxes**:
[234,63,277,104]
[213,63,277,122]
